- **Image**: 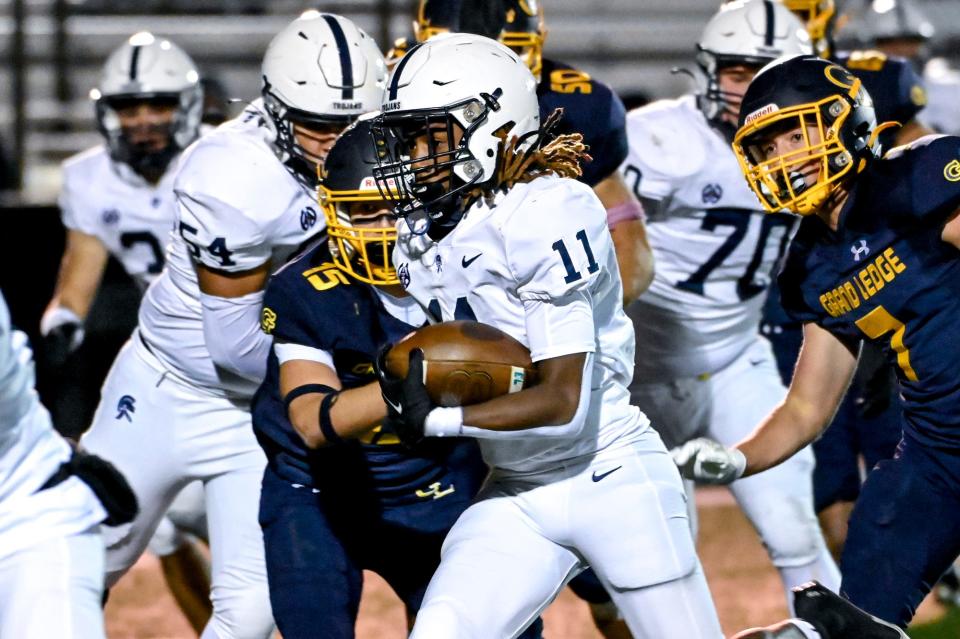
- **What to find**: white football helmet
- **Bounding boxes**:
[261,11,387,185]
[372,33,539,234]
[93,31,202,175]
[697,0,812,134]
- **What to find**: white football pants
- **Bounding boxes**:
[410,432,724,639]
[81,334,273,639]
[0,527,105,639]
[148,479,208,557]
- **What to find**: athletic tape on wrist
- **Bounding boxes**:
[424,406,464,437]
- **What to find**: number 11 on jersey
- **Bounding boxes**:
[552,229,600,284]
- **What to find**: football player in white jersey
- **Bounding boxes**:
[0,290,112,638]
[39,31,214,632]
[373,33,723,639]
[41,31,202,365]
[621,0,840,609]
[78,12,387,639]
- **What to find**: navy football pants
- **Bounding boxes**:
[841,436,960,627]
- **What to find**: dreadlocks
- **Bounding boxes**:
[472,108,590,202]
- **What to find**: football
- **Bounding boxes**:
[384,320,538,407]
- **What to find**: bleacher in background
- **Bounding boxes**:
[1,0,959,203]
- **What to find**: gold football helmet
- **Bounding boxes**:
[414,0,546,81]
[733,55,880,216]
[319,118,399,285]
[783,0,837,56]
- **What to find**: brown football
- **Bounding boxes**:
[384,320,538,407]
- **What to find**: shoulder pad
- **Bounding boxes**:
[622,98,707,197]
[873,134,960,227]
[501,177,609,302]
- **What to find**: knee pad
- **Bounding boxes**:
[207,582,274,639]
[754,494,825,568]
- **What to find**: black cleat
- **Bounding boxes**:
[793,581,907,638]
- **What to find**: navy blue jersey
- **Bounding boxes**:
[835,50,927,151]
[779,135,960,450]
[251,243,483,503]
[538,58,628,187]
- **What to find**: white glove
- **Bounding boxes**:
[671,437,746,485]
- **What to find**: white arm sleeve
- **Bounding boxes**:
[274,341,335,368]
[200,290,272,383]
[426,352,594,440]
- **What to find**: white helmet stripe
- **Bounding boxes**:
[321,14,354,100]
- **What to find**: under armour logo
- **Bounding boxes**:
[851,239,870,262]
[300,206,318,231]
[398,263,410,288]
[415,482,456,500]
[116,395,136,422]
[702,183,723,204]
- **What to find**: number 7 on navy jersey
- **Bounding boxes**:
[552,229,600,284]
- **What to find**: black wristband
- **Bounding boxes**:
[319,391,344,445]
[283,383,338,416]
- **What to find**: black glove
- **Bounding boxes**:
[375,342,404,413]
[376,347,434,448]
[42,320,83,369]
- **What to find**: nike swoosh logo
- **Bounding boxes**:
[591,466,622,482]
[384,396,403,415]
[433,79,457,86]
[461,253,482,268]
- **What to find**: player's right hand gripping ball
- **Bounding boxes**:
[381,320,538,407]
